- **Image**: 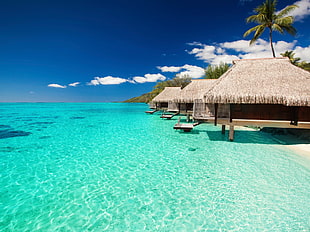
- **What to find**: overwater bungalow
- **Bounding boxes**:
[175,79,217,114]
[173,79,223,131]
[194,57,310,140]
[149,87,181,113]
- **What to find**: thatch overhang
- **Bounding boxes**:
[203,57,310,106]
[151,87,182,103]
[175,79,217,103]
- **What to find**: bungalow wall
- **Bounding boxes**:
[179,103,194,112]
[230,104,310,122]
[156,102,168,109]
[156,102,179,112]
[193,103,230,118]
[167,101,179,112]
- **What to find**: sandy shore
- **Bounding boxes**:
[236,126,310,160]
[283,144,310,160]
[270,133,310,160]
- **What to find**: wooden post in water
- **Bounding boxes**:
[214,103,218,126]
[229,125,234,141]
[221,125,225,134]
[290,106,299,126]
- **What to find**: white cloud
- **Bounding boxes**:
[294,45,310,61]
[287,0,310,21]
[188,43,239,65]
[69,82,80,87]
[133,73,166,83]
[188,39,310,64]
[177,65,205,79]
[187,41,204,46]
[88,76,128,85]
[211,54,240,65]
[188,45,217,63]
[157,66,182,72]
[221,39,269,53]
[48,84,67,88]
[158,64,205,79]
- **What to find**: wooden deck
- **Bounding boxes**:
[160,112,179,119]
[145,110,158,114]
[174,122,199,132]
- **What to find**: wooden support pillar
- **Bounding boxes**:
[229,104,233,123]
[187,113,190,122]
[229,125,234,141]
[290,106,299,126]
[221,125,226,134]
[214,103,218,126]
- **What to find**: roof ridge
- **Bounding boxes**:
[232,57,289,64]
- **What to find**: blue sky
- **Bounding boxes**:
[0,0,309,102]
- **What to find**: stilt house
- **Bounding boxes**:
[175,79,217,114]
[151,87,181,112]
[198,57,310,140]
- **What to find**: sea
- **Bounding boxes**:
[0,103,309,231]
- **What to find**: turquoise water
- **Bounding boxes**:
[0,103,309,231]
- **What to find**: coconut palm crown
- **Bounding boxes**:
[243,0,298,57]
[280,50,301,65]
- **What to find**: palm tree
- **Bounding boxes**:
[280,50,310,72]
[243,0,298,57]
[280,50,301,65]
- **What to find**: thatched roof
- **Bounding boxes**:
[175,79,217,103]
[152,87,182,103]
[204,57,310,106]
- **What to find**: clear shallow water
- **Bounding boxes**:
[0,103,309,231]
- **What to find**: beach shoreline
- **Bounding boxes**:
[266,132,310,160]
[236,126,310,160]
[285,144,310,160]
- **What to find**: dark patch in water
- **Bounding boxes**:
[39,136,51,139]
[29,122,55,125]
[0,125,11,129]
[0,129,32,139]
[188,147,197,151]
[0,146,16,152]
[81,109,105,113]
[70,117,85,119]
[20,118,35,122]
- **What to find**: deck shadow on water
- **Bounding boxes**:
[206,130,307,145]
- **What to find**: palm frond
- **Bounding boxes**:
[281,25,297,36]
[274,16,294,25]
[272,24,284,34]
[246,14,269,24]
[277,4,298,18]
[266,0,277,20]
[243,25,263,37]
[250,26,265,44]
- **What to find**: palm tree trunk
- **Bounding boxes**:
[269,27,276,57]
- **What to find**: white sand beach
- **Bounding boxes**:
[270,133,310,160]
[284,144,310,160]
[236,126,310,160]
